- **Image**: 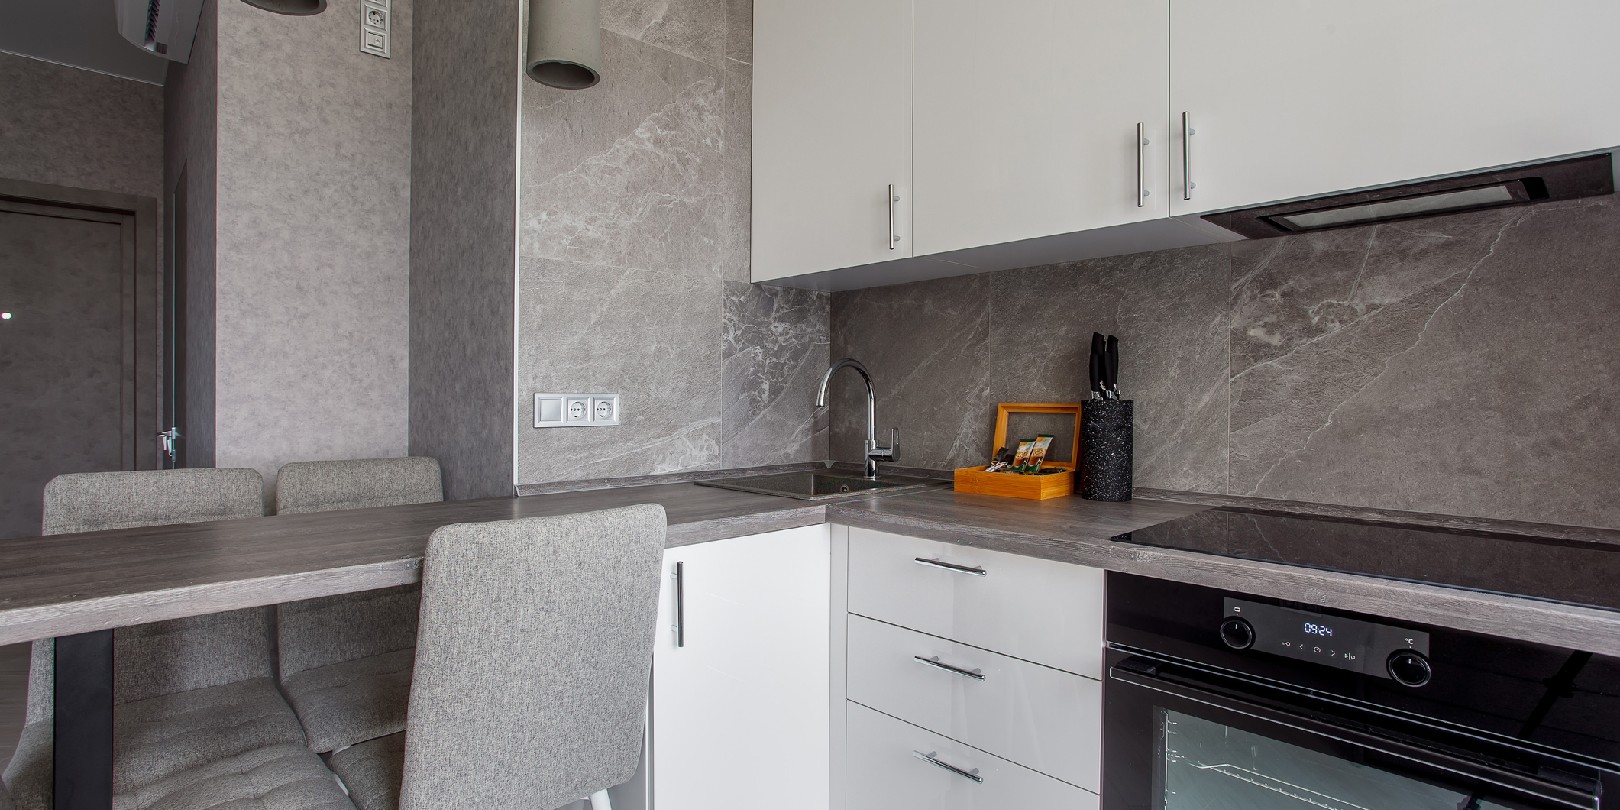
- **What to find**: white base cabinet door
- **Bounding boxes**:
[651,525,831,810]
[845,703,1099,810]
[1170,0,1620,216]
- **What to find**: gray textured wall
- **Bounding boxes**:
[0,52,162,200]
[514,0,827,486]
[407,0,519,500]
[830,198,1620,530]
[163,0,219,466]
[211,0,413,492]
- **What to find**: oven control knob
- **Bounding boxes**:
[1219,617,1255,650]
[1387,650,1432,687]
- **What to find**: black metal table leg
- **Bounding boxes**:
[53,630,113,810]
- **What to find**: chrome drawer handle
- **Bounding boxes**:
[912,751,983,783]
[914,655,985,681]
[912,557,986,577]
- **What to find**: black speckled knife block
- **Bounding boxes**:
[1080,400,1133,501]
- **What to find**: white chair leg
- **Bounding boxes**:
[588,789,612,810]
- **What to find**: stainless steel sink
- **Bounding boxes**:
[694,471,941,501]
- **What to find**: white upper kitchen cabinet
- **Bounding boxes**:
[912,0,1170,256]
[753,0,914,283]
[651,525,831,810]
[1170,0,1620,216]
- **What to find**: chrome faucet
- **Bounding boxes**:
[815,358,898,479]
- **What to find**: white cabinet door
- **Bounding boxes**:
[913,0,1170,256]
[753,0,913,282]
[651,526,831,810]
[1170,0,1620,216]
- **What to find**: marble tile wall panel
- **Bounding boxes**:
[602,0,726,68]
[1231,199,1620,528]
[408,0,518,499]
[518,0,817,484]
[214,0,413,501]
[721,282,830,467]
[832,198,1620,529]
[829,274,995,470]
[519,30,724,278]
[517,257,722,482]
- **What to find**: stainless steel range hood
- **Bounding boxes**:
[1202,153,1614,239]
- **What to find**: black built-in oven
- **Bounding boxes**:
[1104,572,1619,810]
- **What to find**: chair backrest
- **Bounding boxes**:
[398,505,667,810]
[273,457,444,677]
[30,468,270,713]
[42,468,264,534]
[274,457,443,515]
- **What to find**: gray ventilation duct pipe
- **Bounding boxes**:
[526,0,602,90]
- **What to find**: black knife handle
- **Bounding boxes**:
[1105,335,1120,395]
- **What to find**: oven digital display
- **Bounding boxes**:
[1224,597,1428,679]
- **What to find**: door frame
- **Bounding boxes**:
[0,177,163,472]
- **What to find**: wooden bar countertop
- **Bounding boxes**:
[3,473,1617,657]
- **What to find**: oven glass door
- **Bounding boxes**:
[1158,708,1521,810]
[1104,652,1604,810]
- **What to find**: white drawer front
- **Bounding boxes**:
[847,616,1101,791]
[847,527,1104,675]
[845,702,1098,810]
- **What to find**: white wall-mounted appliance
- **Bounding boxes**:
[114,0,207,62]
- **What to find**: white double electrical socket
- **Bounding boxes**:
[535,393,621,428]
[360,0,391,58]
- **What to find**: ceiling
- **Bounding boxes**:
[0,0,169,85]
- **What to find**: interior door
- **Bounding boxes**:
[162,171,189,468]
[0,201,135,540]
[752,0,914,281]
[912,0,1170,256]
[1170,0,1620,216]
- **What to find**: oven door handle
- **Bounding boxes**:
[1109,656,1601,810]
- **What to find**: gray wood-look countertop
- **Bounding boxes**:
[0,484,825,647]
[3,480,1617,657]
[827,490,1620,657]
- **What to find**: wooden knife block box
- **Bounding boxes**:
[952,402,1082,501]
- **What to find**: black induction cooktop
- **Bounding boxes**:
[1113,507,1620,613]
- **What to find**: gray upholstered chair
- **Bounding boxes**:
[0,469,354,810]
[273,458,442,754]
[328,505,668,810]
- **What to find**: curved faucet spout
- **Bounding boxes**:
[815,358,895,479]
[816,357,874,409]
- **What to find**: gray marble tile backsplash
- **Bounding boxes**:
[832,198,1620,530]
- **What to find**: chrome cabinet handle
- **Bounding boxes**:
[1136,122,1149,208]
[912,751,983,783]
[672,562,685,648]
[914,655,985,680]
[887,184,900,250]
[913,557,986,577]
[1181,111,1194,201]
